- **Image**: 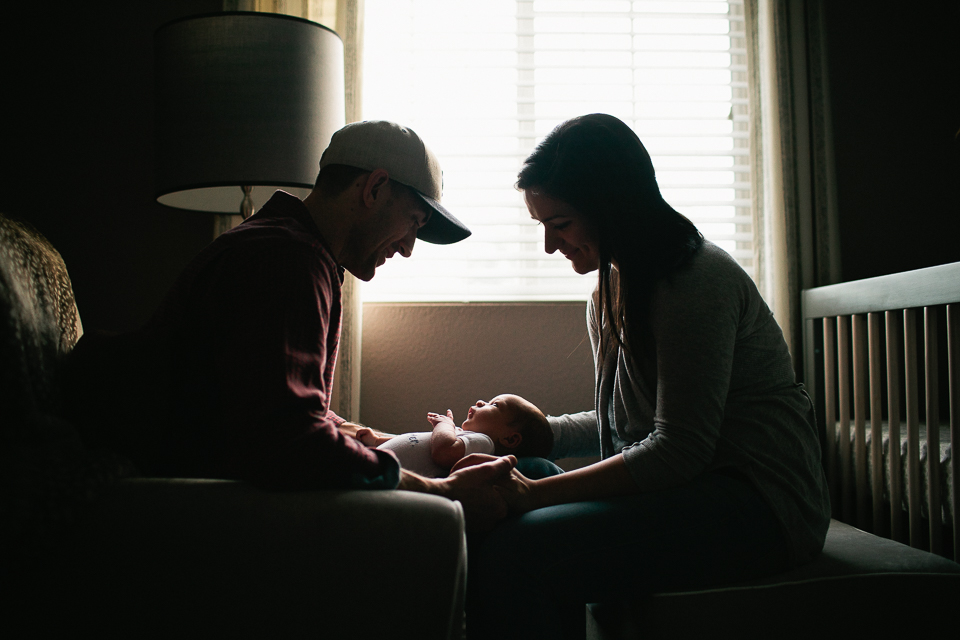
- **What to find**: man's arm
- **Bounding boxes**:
[398,455,516,533]
[428,410,466,469]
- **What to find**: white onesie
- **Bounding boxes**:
[377,429,495,478]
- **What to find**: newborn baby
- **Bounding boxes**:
[374,394,553,478]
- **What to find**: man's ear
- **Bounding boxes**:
[361,168,391,209]
[499,431,522,450]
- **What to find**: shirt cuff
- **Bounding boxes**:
[347,448,401,490]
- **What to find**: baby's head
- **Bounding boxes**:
[461,394,553,458]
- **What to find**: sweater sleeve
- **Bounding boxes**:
[547,411,601,460]
[545,287,603,460]
[201,240,399,490]
[619,253,744,490]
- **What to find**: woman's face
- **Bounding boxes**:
[524,191,601,274]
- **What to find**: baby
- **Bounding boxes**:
[374,394,553,478]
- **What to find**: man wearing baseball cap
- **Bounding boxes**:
[66,120,514,531]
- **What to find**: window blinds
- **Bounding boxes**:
[361,0,750,302]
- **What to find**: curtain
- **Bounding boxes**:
[231,0,842,408]
[744,0,840,378]
[222,0,365,422]
[333,0,365,423]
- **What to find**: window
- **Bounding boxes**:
[362,0,750,302]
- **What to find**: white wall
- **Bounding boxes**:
[357,303,595,436]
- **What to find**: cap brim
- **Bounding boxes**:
[415,193,471,244]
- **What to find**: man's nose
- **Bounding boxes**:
[399,228,417,258]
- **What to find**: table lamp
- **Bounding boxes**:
[154,11,345,224]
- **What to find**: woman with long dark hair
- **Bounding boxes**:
[466,114,830,639]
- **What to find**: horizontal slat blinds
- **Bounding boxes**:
[361,0,751,302]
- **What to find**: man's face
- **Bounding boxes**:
[342,183,431,282]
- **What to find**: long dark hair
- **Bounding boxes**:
[516,114,703,358]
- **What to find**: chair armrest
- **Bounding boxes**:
[64,478,466,639]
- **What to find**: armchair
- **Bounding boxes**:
[0,213,466,639]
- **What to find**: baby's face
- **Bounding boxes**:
[462,394,517,441]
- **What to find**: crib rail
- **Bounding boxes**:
[802,262,960,560]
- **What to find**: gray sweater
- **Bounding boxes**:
[548,241,830,565]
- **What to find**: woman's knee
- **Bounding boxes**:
[514,456,564,479]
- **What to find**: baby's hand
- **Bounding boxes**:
[427,410,457,429]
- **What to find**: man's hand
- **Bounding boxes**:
[442,454,517,533]
[339,422,395,447]
[398,455,518,533]
[452,453,538,516]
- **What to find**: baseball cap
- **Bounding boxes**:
[318,120,471,244]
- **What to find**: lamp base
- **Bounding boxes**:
[214,214,242,239]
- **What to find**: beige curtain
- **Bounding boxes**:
[332,0,365,423]
[222,0,365,422]
[744,0,840,378]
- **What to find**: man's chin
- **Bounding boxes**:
[344,265,376,282]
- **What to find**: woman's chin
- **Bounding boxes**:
[572,260,599,275]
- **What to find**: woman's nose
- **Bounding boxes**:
[543,227,559,254]
[475,400,485,407]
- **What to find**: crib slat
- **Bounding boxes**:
[886,311,904,543]
[904,309,922,548]
[924,307,942,555]
[838,315,854,524]
[868,313,885,535]
[948,304,959,562]
[853,314,870,531]
[823,318,838,509]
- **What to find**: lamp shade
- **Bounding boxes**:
[154,12,345,213]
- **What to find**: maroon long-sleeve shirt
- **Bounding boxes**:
[68,191,398,490]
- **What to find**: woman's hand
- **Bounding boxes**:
[494,468,539,515]
[451,454,538,515]
[442,454,517,532]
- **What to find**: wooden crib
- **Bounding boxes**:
[588,263,960,640]
[802,262,960,560]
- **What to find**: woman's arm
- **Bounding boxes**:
[548,411,602,460]
[496,454,636,514]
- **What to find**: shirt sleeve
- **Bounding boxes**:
[458,431,496,456]
[546,412,601,459]
[545,287,604,460]
[619,253,744,490]
[197,239,398,490]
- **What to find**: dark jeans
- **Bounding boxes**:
[513,456,565,479]
[466,469,789,640]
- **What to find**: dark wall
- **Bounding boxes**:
[3,1,221,333]
[823,1,960,282]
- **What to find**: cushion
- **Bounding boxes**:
[1,214,132,580]
[588,519,960,639]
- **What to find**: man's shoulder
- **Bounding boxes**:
[212,212,337,276]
